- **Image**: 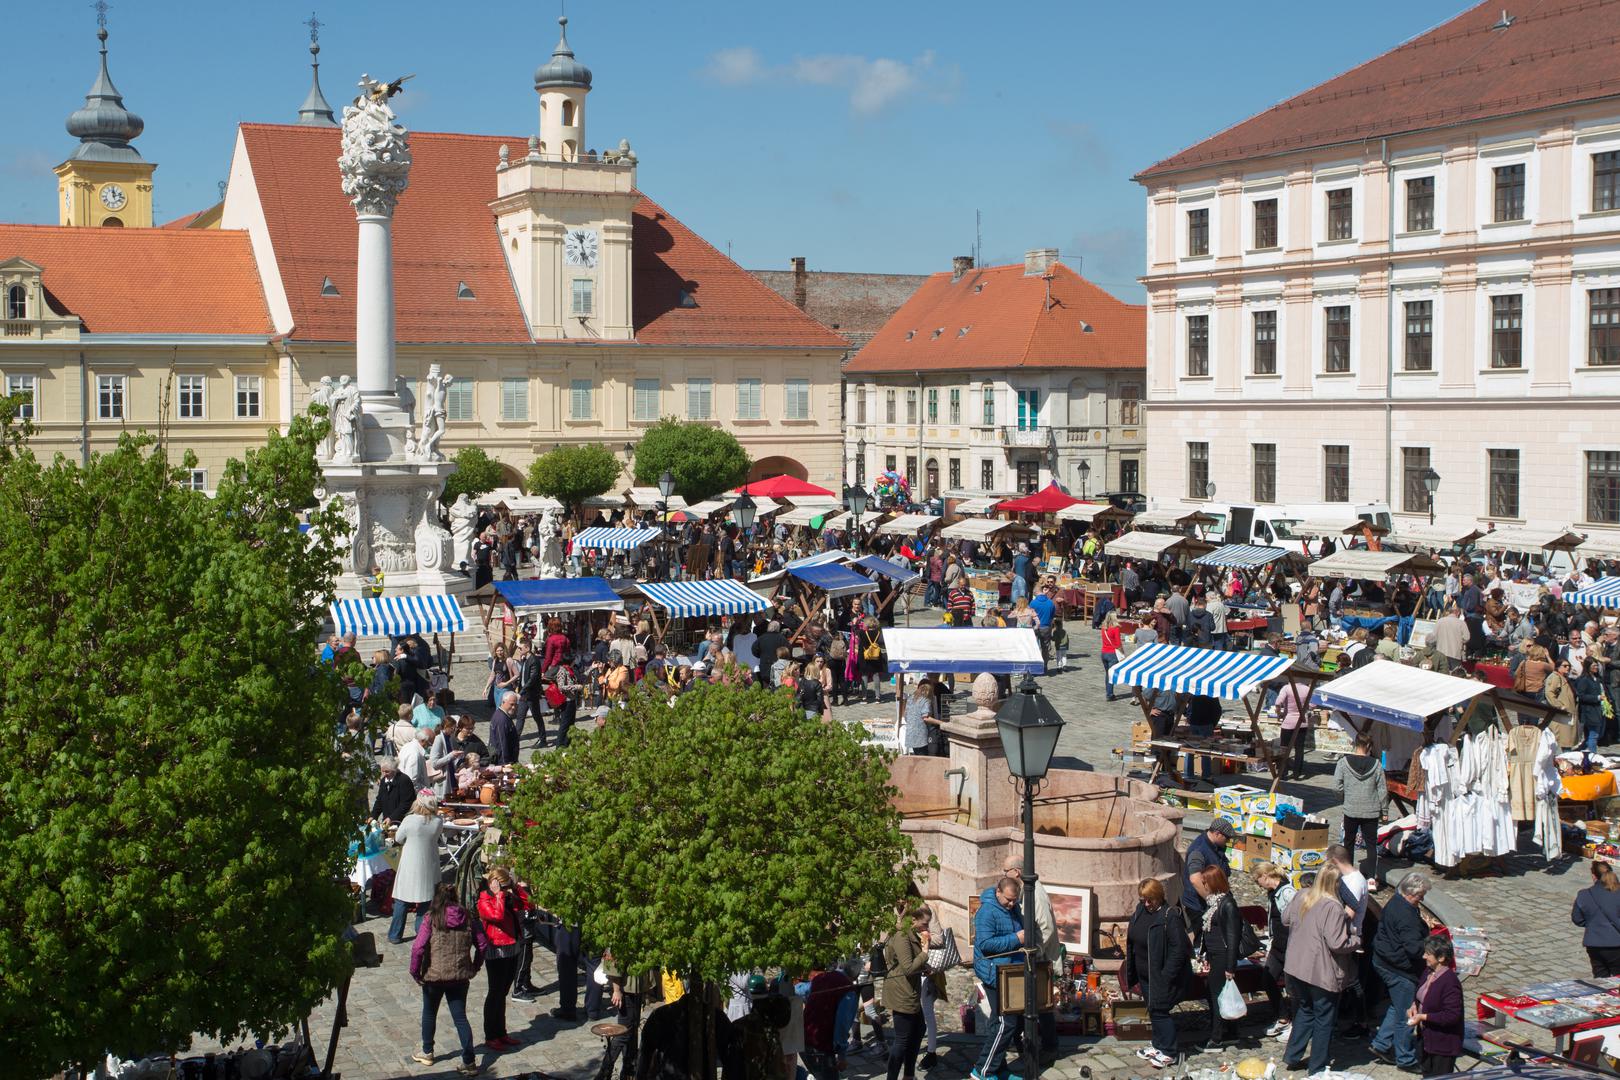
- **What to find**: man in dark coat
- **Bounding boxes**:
[369,758,414,824]
[1370,873,1433,1070]
[488,691,520,766]
[1180,819,1234,934]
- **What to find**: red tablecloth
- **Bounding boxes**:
[1227,618,1269,633]
[1477,991,1620,1041]
[1473,662,1513,689]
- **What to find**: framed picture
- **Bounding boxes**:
[1045,885,1096,956]
[967,894,982,948]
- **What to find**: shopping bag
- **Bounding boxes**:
[926,926,962,971]
[1217,979,1248,1020]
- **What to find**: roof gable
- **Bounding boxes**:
[0,225,271,336]
[844,260,1144,374]
[237,123,845,349]
[1138,0,1620,179]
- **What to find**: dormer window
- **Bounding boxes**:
[5,285,25,320]
[974,282,986,293]
[931,328,944,339]
[905,330,915,341]
[457,281,476,300]
[320,277,339,297]
[957,326,970,338]
[678,288,698,308]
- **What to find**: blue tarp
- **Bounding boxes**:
[494,578,624,614]
[852,554,921,586]
[789,561,880,598]
[1336,613,1416,645]
[1192,544,1286,569]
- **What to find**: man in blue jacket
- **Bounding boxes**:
[972,876,1027,1080]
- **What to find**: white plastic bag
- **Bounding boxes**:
[1218,979,1248,1020]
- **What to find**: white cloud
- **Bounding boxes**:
[702,48,957,114]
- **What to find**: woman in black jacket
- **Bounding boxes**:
[1124,877,1190,1070]
[1195,865,1244,1049]
[1576,658,1609,750]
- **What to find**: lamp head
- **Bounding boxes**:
[995,673,1065,780]
[657,468,676,500]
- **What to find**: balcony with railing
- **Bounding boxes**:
[998,425,1054,449]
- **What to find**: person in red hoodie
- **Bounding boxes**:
[476,866,532,1052]
[1100,610,1124,702]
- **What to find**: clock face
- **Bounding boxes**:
[563,228,599,268]
[100,184,127,211]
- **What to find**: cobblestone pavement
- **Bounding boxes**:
[256,613,1595,1078]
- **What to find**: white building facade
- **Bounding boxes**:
[1136,0,1620,533]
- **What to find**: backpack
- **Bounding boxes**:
[862,633,882,661]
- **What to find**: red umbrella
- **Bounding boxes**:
[733,475,836,498]
[996,483,1079,514]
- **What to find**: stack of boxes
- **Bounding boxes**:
[1212,785,1325,886]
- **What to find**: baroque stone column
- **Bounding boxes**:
[319,77,467,599]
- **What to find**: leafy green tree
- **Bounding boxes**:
[0,416,371,1077]
[527,442,622,517]
[632,418,750,503]
[502,679,924,982]
[440,445,507,505]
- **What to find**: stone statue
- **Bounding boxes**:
[330,375,361,464]
[309,375,336,459]
[338,75,413,217]
[535,507,563,578]
[416,363,453,462]
[448,493,478,569]
[395,374,416,420]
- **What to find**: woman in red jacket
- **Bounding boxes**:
[476,866,532,1052]
[1100,611,1123,702]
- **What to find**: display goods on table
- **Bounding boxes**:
[1478,977,1620,1053]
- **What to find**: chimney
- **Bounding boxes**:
[790,256,807,310]
[1023,248,1060,276]
[951,254,974,282]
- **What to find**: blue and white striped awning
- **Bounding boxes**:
[331,595,467,638]
[1193,544,1287,570]
[1106,642,1292,699]
[572,527,664,551]
[640,578,770,618]
[1567,577,1620,608]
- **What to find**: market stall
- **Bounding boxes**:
[1307,548,1444,582]
[1105,641,1296,785]
[876,512,942,537]
[1056,501,1135,533]
[852,553,924,624]
[939,517,1030,543]
[733,476,836,499]
[1473,526,1587,574]
[1192,543,1298,604]
[482,577,624,649]
[881,626,1045,674]
[1567,578,1620,607]
[775,502,847,530]
[637,578,770,650]
[1386,522,1485,552]
[1128,507,1218,537]
[996,482,1080,516]
[785,560,880,631]
[1103,529,1216,564]
[330,594,467,669]
[624,487,687,513]
[570,525,666,577]
[951,496,1004,517]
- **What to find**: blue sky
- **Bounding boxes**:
[2,0,1466,301]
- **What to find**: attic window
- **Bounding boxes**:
[457,281,476,300]
[320,277,339,297]
[678,288,699,308]
[905,330,916,341]
[931,328,944,339]
[957,326,971,338]
[974,282,986,293]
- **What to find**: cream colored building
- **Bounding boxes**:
[845,252,1146,501]
[1137,0,1620,533]
[1,18,847,491]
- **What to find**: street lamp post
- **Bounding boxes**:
[844,483,869,555]
[657,468,677,576]
[1422,468,1441,526]
[1078,460,1091,500]
[995,676,1066,1080]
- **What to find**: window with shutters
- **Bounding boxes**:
[1490,295,1522,369]
[686,377,712,420]
[981,383,995,426]
[500,377,528,421]
[885,389,896,423]
[1119,384,1140,425]
[948,388,961,424]
[736,378,762,420]
[634,378,660,421]
[855,387,867,424]
[1489,449,1520,519]
[446,377,474,421]
[785,379,810,420]
[905,389,917,424]
[569,379,592,421]
[926,387,938,423]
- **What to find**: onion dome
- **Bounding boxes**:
[533,16,592,90]
[65,28,145,163]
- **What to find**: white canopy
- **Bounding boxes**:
[952,497,1004,515]
[1104,531,1213,560]
[876,512,942,536]
[1131,507,1216,532]
[475,487,526,507]
[1473,526,1586,554]
[1388,523,1485,549]
[939,518,1026,541]
[1307,549,1444,582]
[881,627,1045,675]
[1292,519,1388,539]
[1312,661,1490,732]
[1057,502,1130,524]
[776,503,845,527]
[680,498,733,519]
[624,487,687,511]
[1577,531,1620,560]
[747,497,782,518]
[501,495,564,514]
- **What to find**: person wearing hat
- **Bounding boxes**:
[1180,819,1235,940]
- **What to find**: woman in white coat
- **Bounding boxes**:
[389,796,445,944]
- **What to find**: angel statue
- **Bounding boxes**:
[309,375,336,460]
[416,364,454,462]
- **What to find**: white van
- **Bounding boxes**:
[1282,502,1395,538]
[1141,499,1304,549]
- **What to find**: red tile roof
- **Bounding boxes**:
[0,224,271,335]
[1138,0,1620,179]
[844,260,1144,373]
[238,124,845,349]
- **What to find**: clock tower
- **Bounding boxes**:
[491,17,638,341]
[54,21,155,228]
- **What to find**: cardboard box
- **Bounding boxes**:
[1216,785,1264,811]
[1245,814,1275,838]
[1245,837,1273,865]
[1272,845,1327,871]
[1215,807,1245,830]
[1228,846,1245,872]
[1289,869,1319,890]
[1130,721,1152,749]
[1273,820,1330,850]
[1242,791,1305,816]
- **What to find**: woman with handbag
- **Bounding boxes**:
[484,642,517,708]
[1193,865,1251,1050]
[1573,860,1620,975]
[880,906,932,1080]
[545,662,581,747]
[409,882,488,1075]
[476,867,531,1052]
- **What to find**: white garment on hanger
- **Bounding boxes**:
[1534,727,1563,861]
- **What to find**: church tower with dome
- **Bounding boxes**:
[53,14,155,228]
